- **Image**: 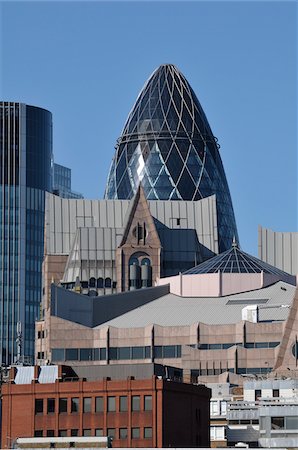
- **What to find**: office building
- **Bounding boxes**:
[105,64,238,253]
[0,102,52,365]
[258,225,298,276]
[52,162,83,199]
[1,365,210,448]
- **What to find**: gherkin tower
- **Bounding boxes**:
[105,64,238,252]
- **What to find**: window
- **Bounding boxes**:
[80,348,92,361]
[210,401,219,416]
[107,428,115,438]
[83,397,92,413]
[271,417,284,429]
[144,395,152,411]
[132,395,140,411]
[95,396,104,412]
[97,278,104,288]
[65,348,78,361]
[118,347,130,360]
[52,348,64,361]
[163,345,176,358]
[108,396,116,412]
[71,397,79,413]
[37,351,44,359]
[59,430,67,437]
[132,428,140,439]
[71,429,79,437]
[47,398,55,414]
[120,396,127,412]
[35,399,43,414]
[144,427,152,438]
[119,428,128,439]
[220,401,227,415]
[59,398,67,413]
[95,429,103,436]
[273,389,279,397]
[83,429,91,437]
[34,430,43,437]
[89,277,96,288]
[105,277,112,288]
[46,430,54,437]
[255,389,261,401]
[286,416,298,429]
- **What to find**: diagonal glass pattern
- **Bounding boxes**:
[105,64,238,252]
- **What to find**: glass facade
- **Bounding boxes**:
[52,162,83,199]
[105,64,238,251]
[0,102,52,365]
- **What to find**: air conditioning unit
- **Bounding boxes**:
[242,305,259,323]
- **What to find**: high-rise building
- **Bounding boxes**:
[52,162,83,199]
[105,64,238,252]
[0,102,52,365]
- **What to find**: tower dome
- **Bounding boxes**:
[105,64,238,251]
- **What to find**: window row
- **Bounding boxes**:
[35,395,152,414]
[62,278,116,290]
[191,341,280,350]
[51,345,182,362]
[34,427,153,439]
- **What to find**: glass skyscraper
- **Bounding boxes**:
[52,162,83,199]
[105,64,238,251]
[0,102,52,365]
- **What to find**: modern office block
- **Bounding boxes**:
[0,102,52,365]
[52,162,83,199]
[105,64,238,252]
[258,226,298,276]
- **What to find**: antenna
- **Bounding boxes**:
[16,321,22,365]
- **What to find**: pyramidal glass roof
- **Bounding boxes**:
[105,64,238,252]
[184,241,292,276]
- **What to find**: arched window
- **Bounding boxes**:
[97,277,104,289]
[105,277,112,288]
[129,257,139,266]
[141,257,151,266]
[89,277,96,288]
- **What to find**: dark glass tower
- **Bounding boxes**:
[105,64,238,252]
[0,102,52,365]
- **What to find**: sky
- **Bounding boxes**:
[1,1,297,256]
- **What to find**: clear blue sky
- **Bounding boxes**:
[1,1,297,256]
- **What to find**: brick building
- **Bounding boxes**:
[1,365,210,448]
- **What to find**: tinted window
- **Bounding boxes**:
[120,396,127,412]
[71,397,79,413]
[132,396,140,411]
[59,398,67,413]
[83,397,92,413]
[144,395,152,411]
[108,396,116,412]
[35,399,43,414]
[95,396,104,412]
[47,398,55,414]
[132,428,140,439]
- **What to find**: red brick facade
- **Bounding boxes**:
[1,374,210,448]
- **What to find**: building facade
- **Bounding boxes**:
[52,162,83,199]
[0,102,52,365]
[105,64,238,253]
[258,225,298,276]
[1,366,210,448]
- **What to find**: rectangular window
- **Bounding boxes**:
[255,390,261,401]
[163,345,176,358]
[108,396,116,412]
[46,430,54,437]
[154,346,162,358]
[144,427,152,438]
[71,397,79,413]
[273,389,279,397]
[59,398,67,413]
[107,428,115,438]
[100,348,106,360]
[118,347,130,360]
[132,396,140,411]
[34,430,43,437]
[52,348,64,361]
[271,417,284,429]
[35,399,43,414]
[119,428,128,439]
[220,401,227,415]
[132,346,144,359]
[80,348,92,361]
[59,430,67,437]
[120,396,127,412]
[131,428,140,439]
[145,346,151,358]
[71,429,79,437]
[95,396,104,412]
[144,395,152,411]
[286,416,298,429]
[37,351,44,359]
[210,401,219,416]
[47,398,55,414]
[65,348,78,361]
[83,429,91,437]
[83,397,92,413]
[109,347,117,360]
[95,429,103,437]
